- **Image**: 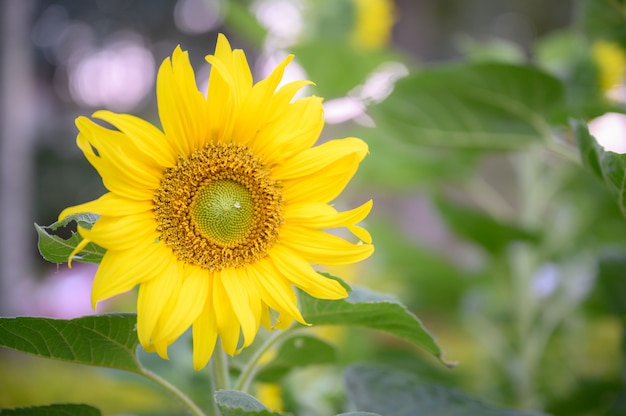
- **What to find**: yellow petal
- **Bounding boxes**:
[67,237,90,268]
[267,245,348,300]
[259,305,272,330]
[91,242,169,308]
[347,225,372,244]
[232,55,294,145]
[79,212,158,251]
[157,46,209,157]
[272,137,368,180]
[210,33,253,106]
[93,110,177,168]
[154,340,170,360]
[280,225,374,265]
[153,266,209,344]
[192,292,218,370]
[254,97,323,166]
[205,34,253,143]
[272,80,314,108]
[212,271,241,355]
[247,257,307,327]
[59,193,152,221]
[281,151,362,205]
[136,259,179,348]
[284,200,373,230]
[219,268,258,349]
[76,117,162,194]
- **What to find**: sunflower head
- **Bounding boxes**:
[60,34,373,370]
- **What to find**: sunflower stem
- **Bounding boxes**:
[234,325,303,393]
[140,367,207,416]
[211,338,231,392]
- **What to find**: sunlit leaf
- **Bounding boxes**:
[369,63,563,149]
[299,284,448,365]
[344,365,546,416]
[256,335,337,382]
[0,314,141,373]
[0,404,101,416]
[35,213,104,264]
[215,390,283,416]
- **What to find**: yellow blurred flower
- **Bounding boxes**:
[592,40,626,92]
[255,382,284,412]
[60,34,373,370]
[351,0,395,50]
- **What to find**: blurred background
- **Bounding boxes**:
[2,0,626,415]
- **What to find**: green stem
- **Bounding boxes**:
[141,367,207,416]
[509,148,545,409]
[546,138,580,165]
[211,338,231,391]
[234,325,302,393]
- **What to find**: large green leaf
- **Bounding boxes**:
[298,286,448,365]
[344,365,546,416]
[434,196,540,254]
[215,390,284,416]
[573,119,626,217]
[0,404,101,416]
[355,125,480,190]
[0,314,141,373]
[35,213,104,264]
[369,63,563,149]
[256,335,337,382]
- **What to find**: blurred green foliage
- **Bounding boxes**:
[6,0,626,415]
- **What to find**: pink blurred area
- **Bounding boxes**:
[13,263,132,319]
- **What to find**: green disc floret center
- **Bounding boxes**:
[193,179,255,245]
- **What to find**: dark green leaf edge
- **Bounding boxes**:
[299,285,454,367]
[572,118,626,218]
[0,403,102,416]
[35,213,105,265]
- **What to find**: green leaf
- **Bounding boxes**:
[256,335,337,382]
[0,314,141,373]
[223,1,267,47]
[595,253,626,317]
[369,63,563,149]
[355,125,480,190]
[292,39,400,98]
[580,0,626,45]
[35,213,105,264]
[215,390,284,416]
[434,196,540,254]
[298,286,448,365]
[0,404,101,416]
[344,365,546,416]
[533,29,621,122]
[573,119,626,217]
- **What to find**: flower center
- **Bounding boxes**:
[192,179,254,245]
[153,143,282,271]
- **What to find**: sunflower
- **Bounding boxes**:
[59,34,373,370]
